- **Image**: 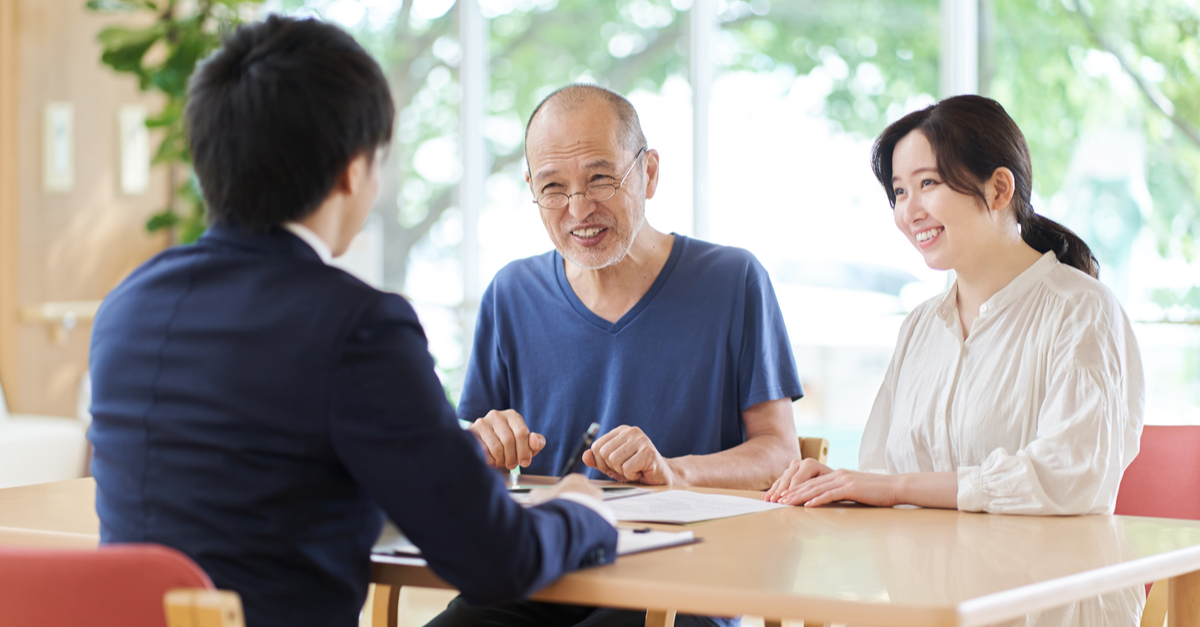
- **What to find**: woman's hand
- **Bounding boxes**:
[767,463,959,509]
[764,458,834,502]
[765,458,903,507]
[775,468,904,507]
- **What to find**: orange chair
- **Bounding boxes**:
[0,543,243,627]
[1114,425,1200,627]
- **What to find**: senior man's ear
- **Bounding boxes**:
[643,148,660,200]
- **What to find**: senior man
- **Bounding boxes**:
[463,83,802,488]
[428,84,803,626]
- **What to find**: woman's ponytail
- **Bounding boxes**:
[1018,213,1100,279]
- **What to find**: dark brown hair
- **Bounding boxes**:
[871,95,1099,278]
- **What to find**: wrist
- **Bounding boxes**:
[891,473,910,507]
[663,456,687,486]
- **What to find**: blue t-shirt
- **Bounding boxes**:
[459,235,803,479]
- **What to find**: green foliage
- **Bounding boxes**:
[719,0,940,138]
[88,0,263,244]
[984,0,1200,263]
[713,0,1200,263]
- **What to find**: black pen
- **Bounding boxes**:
[558,422,601,478]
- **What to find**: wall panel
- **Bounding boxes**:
[11,0,168,415]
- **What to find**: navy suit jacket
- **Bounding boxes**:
[88,223,616,627]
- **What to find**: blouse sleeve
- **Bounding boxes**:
[858,356,896,473]
[957,291,1145,515]
[859,308,923,473]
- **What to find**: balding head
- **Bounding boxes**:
[524,84,647,162]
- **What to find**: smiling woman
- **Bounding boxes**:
[765,94,1145,627]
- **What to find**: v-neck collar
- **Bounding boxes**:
[554,234,685,334]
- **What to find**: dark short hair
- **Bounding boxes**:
[186,15,394,231]
[524,84,646,161]
[871,95,1099,278]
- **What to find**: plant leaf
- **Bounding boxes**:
[96,24,165,74]
[146,209,180,232]
[85,0,149,13]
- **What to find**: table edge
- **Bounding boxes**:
[958,544,1200,626]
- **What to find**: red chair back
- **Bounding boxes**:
[1115,425,1200,520]
[0,544,214,627]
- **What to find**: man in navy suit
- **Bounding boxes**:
[88,16,616,627]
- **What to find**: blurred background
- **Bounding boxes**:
[1,0,1197,472]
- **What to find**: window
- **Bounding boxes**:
[275,0,1199,469]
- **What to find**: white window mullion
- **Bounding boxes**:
[459,0,486,306]
[940,0,978,97]
[690,0,714,241]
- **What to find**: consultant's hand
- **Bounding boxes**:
[467,409,545,470]
[528,473,605,506]
[766,458,902,507]
[583,425,678,485]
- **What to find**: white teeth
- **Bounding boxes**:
[572,227,603,237]
[916,228,943,242]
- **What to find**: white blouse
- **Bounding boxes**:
[860,251,1145,627]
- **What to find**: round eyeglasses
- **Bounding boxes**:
[531,147,647,210]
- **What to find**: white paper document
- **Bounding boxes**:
[372,521,695,558]
[607,490,787,524]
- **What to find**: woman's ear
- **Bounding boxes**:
[988,167,1016,214]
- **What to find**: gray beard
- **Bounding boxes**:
[562,210,646,271]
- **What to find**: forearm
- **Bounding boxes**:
[668,434,799,490]
[895,472,958,509]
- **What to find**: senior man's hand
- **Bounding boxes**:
[583,425,679,485]
[468,409,546,470]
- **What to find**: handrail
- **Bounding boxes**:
[18,300,102,344]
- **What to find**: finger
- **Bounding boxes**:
[766,464,801,501]
[787,463,830,491]
[620,446,658,484]
[785,474,845,506]
[806,485,852,508]
[582,449,597,469]
[598,432,645,482]
[595,426,639,461]
[529,432,546,456]
[769,460,818,501]
[481,411,520,469]
[587,440,621,481]
[470,420,505,468]
[502,411,534,467]
[590,426,623,451]
[606,437,644,473]
[781,477,840,506]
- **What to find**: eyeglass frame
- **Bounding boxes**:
[530,146,647,210]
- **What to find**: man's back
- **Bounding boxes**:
[90,225,399,625]
[91,224,618,627]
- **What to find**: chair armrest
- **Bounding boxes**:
[164,588,244,627]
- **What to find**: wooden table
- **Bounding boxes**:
[0,477,97,548]
[4,478,1200,626]
[371,481,1200,627]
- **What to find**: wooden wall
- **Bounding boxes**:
[1,0,18,414]
[1,0,169,416]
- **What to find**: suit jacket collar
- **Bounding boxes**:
[199,221,324,264]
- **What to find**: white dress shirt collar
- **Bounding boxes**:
[283,222,333,265]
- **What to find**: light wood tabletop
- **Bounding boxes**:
[371,481,1200,627]
[0,477,98,548]
[4,478,1200,626]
